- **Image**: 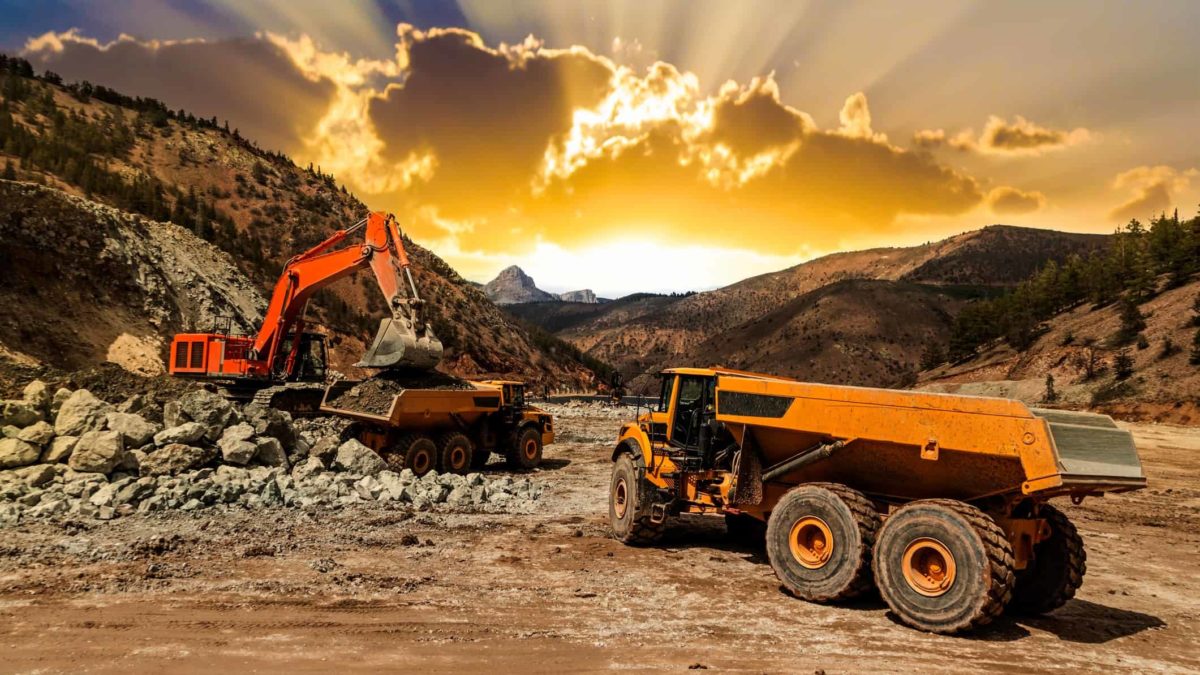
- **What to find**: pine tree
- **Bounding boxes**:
[2,159,14,181]
[1114,351,1134,380]
[1115,296,1146,344]
[920,342,944,371]
[1042,374,1058,403]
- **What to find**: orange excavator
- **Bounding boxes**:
[167,211,442,412]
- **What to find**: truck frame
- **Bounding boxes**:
[609,367,1145,633]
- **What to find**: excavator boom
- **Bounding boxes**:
[168,211,442,387]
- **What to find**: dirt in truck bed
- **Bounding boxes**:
[0,406,1196,672]
[327,368,475,415]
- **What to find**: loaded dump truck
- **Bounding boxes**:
[321,374,553,477]
[609,367,1145,634]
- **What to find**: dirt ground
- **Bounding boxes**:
[1,406,1197,673]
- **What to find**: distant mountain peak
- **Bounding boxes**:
[484,265,556,304]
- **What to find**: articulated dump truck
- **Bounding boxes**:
[609,367,1145,634]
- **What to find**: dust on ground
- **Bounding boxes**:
[327,370,474,415]
[1,404,1196,673]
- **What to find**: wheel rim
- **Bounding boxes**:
[789,516,834,569]
[524,438,538,461]
[412,450,431,474]
[449,446,466,470]
[613,478,628,519]
[902,537,957,597]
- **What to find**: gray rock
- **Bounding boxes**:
[333,439,387,476]
[28,497,68,518]
[180,498,203,511]
[114,479,155,505]
[104,412,160,448]
[0,438,40,469]
[177,389,238,441]
[0,503,21,525]
[117,448,145,474]
[2,425,18,439]
[42,435,78,463]
[68,430,126,473]
[162,400,186,428]
[310,436,340,464]
[116,393,149,414]
[259,479,284,506]
[89,481,122,507]
[17,420,54,447]
[22,380,51,414]
[291,456,325,482]
[14,463,57,488]
[54,390,112,436]
[140,443,215,476]
[153,422,207,447]
[254,437,289,468]
[244,403,296,450]
[2,399,42,428]
[217,423,256,464]
[50,388,72,416]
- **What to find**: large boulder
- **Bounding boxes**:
[22,380,51,414]
[68,430,125,473]
[104,412,160,448]
[153,422,207,447]
[42,435,78,463]
[177,390,239,441]
[54,390,111,436]
[50,388,71,417]
[2,400,42,428]
[291,456,326,481]
[0,438,40,469]
[333,439,387,476]
[243,403,296,450]
[218,422,256,464]
[16,420,54,447]
[254,437,289,468]
[140,443,216,476]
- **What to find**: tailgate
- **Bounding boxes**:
[1031,408,1146,492]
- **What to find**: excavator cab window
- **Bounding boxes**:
[296,334,327,381]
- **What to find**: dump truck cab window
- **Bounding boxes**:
[656,375,674,412]
[671,375,714,448]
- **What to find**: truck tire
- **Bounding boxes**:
[397,434,438,477]
[609,453,664,545]
[1009,505,1085,615]
[873,499,1015,634]
[725,512,767,548]
[505,425,542,471]
[765,483,880,602]
[437,432,474,475]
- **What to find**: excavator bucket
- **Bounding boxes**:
[356,317,443,370]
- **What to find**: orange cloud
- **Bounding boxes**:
[986,186,1047,214]
[916,115,1091,156]
[1108,165,1197,222]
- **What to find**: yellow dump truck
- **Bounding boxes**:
[608,367,1145,633]
[322,378,553,476]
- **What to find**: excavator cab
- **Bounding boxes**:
[271,332,328,382]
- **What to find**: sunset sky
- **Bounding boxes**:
[3,0,1198,296]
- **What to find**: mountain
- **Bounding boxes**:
[558,289,599,303]
[515,226,1107,390]
[0,59,601,388]
[483,266,557,304]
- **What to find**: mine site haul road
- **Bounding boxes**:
[609,367,1146,634]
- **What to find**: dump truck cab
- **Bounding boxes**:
[610,367,1146,634]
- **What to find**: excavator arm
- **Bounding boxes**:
[252,211,442,378]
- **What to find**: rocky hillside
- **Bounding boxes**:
[521,226,1105,389]
[0,181,265,375]
[0,63,600,388]
[921,279,1200,423]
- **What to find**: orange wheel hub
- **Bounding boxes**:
[613,478,628,519]
[789,516,834,569]
[524,438,538,460]
[412,452,430,474]
[902,538,957,597]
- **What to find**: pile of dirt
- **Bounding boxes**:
[328,370,474,415]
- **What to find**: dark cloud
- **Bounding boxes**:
[368,28,612,218]
[23,32,336,153]
[986,186,1046,214]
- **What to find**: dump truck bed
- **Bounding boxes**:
[711,373,1145,501]
[319,380,502,427]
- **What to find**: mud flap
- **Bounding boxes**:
[356,317,443,370]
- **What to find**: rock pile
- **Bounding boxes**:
[0,380,544,525]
